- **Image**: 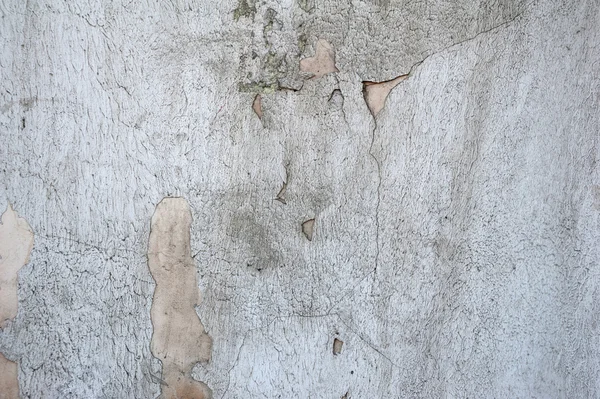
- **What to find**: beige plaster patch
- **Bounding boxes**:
[252,94,263,120]
[0,353,19,399]
[363,75,408,117]
[302,218,315,241]
[148,197,212,399]
[300,39,339,79]
[0,203,33,328]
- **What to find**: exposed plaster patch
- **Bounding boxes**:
[0,353,19,399]
[333,338,344,355]
[0,203,34,328]
[148,198,212,399]
[302,219,315,241]
[0,204,32,399]
[300,39,339,79]
[252,94,263,120]
[362,75,408,117]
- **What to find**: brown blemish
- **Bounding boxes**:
[299,39,339,79]
[0,203,34,328]
[252,94,263,120]
[148,197,212,399]
[333,338,343,355]
[0,353,19,399]
[19,96,37,111]
[302,218,315,241]
[362,74,408,117]
[341,391,349,399]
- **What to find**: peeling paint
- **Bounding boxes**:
[275,181,287,204]
[275,164,289,204]
[333,338,344,355]
[0,353,19,399]
[0,203,31,399]
[300,39,339,79]
[363,75,408,117]
[328,89,344,108]
[0,203,34,328]
[252,94,263,120]
[148,198,212,399]
[302,218,315,241]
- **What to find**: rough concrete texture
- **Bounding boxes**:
[0,0,599,398]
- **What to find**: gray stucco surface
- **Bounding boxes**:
[1,0,599,397]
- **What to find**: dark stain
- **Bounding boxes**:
[19,96,37,111]
[298,0,314,12]
[233,0,256,21]
[228,211,281,271]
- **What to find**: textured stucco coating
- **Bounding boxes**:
[0,0,599,398]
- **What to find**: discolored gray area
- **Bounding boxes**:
[0,0,599,398]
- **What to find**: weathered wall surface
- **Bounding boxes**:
[1,0,599,398]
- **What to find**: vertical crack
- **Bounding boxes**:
[367,119,381,276]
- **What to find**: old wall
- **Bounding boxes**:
[1,0,599,397]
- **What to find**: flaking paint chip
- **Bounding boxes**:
[275,181,287,204]
[333,338,344,355]
[363,74,408,117]
[148,197,213,399]
[302,218,315,241]
[252,94,263,120]
[300,39,339,79]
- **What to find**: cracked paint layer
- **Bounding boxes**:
[363,75,408,117]
[0,203,34,328]
[300,39,339,79]
[148,197,212,399]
